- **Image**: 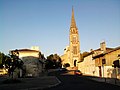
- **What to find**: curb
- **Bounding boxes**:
[47,77,61,88]
[42,77,61,90]
[87,77,120,87]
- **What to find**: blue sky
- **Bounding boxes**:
[0,0,120,57]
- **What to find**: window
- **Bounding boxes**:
[73,46,77,54]
[72,36,77,43]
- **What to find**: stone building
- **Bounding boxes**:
[10,46,45,77]
[78,42,120,79]
[93,45,120,79]
[22,56,44,77]
[61,46,70,65]
[78,52,96,76]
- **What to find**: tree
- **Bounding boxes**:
[45,54,62,69]
[0,52,10,68]
[63,63,70,68]
[45,59,54,69]
[0,51,25,78]
[6,50,24,78]
[39,52,45,60]
[80,52,90,62]
[0,52,5,68]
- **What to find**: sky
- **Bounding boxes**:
[0,0,120,57]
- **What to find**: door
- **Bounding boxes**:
[98,66,102,77]
[74,60,77,67]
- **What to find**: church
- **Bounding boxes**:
[61,8,120,79]
[61,8,81,68]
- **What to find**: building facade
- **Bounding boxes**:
[9,46,45,77]
[10,46,40,59]
[78,53,96,76]
[78,42,120,79]
[93,45,120,79]
[61,46,70,65]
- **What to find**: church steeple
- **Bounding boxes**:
[61,7,81,68]
[69,7,80,67]
[70,7,77,28]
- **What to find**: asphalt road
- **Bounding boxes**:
[47,71,120,90]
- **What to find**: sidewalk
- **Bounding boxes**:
[85,75,120,86]
[0,76,61,90]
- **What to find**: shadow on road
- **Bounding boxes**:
[48,70,120,90]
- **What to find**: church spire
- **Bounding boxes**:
[70,7,76,28]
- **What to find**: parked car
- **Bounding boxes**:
[74,70,82,75]
[0,69,7,75]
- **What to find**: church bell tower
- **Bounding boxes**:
[69,7,80,67]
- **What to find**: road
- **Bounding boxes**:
[47,70,120,90]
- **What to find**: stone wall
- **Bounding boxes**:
[22,56,43,77]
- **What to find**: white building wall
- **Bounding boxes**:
[103,66,120,79]
[78,54,96,76]
[78,61,85,74]
[78,47,120,79]
[19,51,39,58]
[94,67,99,77]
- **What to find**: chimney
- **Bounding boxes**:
[100,41,106,52]
[90,49,93,52]
[31,46,39,51]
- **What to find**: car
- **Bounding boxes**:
[0,69,7,75]
[74,70,82,75]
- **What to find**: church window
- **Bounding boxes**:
[72,36,77,43]
[73,46,77,54]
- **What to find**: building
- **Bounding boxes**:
[93,45,120,79]
[9,46,45,77]
[61,46,70,65]
[78,52,96,76]
[61,7,81,68]
[22,56,44,77]
[10,46,40,59]
[78,42,120,79]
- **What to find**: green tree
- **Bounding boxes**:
[63,63,70,68]
[0,52,9,68]
[7,50,24,78]
[0,52,5,68]
[80,52,90,62]
[39,52,45,60]
[45,54,62,69]
[0,51,24,78]
[45,59,54,69]
[47,54,54,60]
